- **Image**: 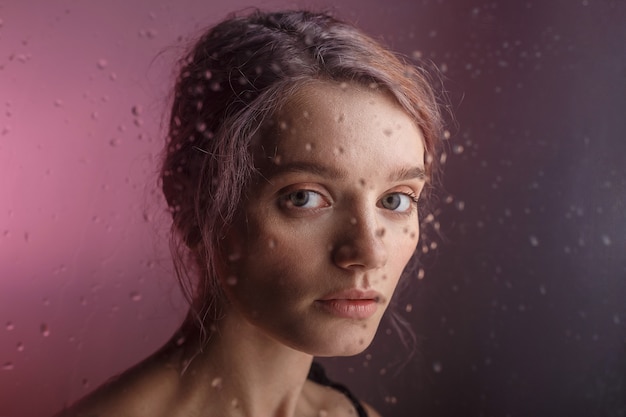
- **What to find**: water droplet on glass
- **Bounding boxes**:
[211,377,223,389]
[613,314,621,325]
[16,342,24,352]
[539,284,547,295]
[97,59,108,69]
[109,72,117,81]
[109,138,121,147]
[601,235,612,246]
[40,323,50,337]
[529,235,539,247]
[227,252,241,262]
[305,142,312,151]
[318,410,329,417]
[376,228,385,237]
[453,144,464,154]
[54,99,63,107]
[405,304,413,312]
[433,361,443,373]
[2,362,14,371]
[417,268,425,280]
[129,291,142,302]
[131,105,142,116]
[226,276,238,286]
[6,321,14,331]
[267,239,276,249]
[443,130,451,140]
[231,398,239,408]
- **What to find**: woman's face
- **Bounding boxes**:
[221,81,426,356]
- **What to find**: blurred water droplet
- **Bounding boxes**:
[109,72,117,81]
[129,291,142,302]
[613,314,621,325]
[268,239,276,249]
[455,201,465,211]
[453,144,464,154]
[41,323,50,337]
[412,50,423,59]
[318,410,329,417]
[539,284,547,295]
[97,59,108,69]
[131,105,142,116]
[109,138,121,147]
[405,304,413,312]
[226,276,238,286]
[54,99,63,107]
[417,268,425,280]
[211,377,223,389]
[433,361,443,373]
[443,130,451,140]
[305,142,312,151]
[231,398,239,408]
[529,235,539,247]
[6,321,14,331]
[16,342,24,352]
[2,362,14,371]
[175,336,186,346]
[227,252,241,262]
[601,234,612,246]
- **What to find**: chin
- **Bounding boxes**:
[306,326,378,358]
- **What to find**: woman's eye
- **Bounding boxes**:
[281,190,327,210]
[380,193,416,212]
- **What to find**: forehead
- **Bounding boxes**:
[254,81,425,170]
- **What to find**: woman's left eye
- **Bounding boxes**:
[379,192,417,213]
[280,190,327,210]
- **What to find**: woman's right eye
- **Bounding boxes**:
[279,190,328,210]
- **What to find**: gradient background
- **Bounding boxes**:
[1,1,624,416]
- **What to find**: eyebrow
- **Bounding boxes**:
[262,161,348,181]
[389,166,427,182]
[262,161,426,183]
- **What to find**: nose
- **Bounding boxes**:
[332,213,388,271]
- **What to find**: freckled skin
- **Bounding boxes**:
[222,81,426,357]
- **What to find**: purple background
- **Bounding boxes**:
[1,1,624,416]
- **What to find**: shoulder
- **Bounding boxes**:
[54,353,180,417]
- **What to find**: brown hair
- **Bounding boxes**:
[160,9,444,334]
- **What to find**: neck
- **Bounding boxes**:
[171,309,314,417]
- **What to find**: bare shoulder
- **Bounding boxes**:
[54,353,180,417]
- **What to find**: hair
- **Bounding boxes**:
[160,9,445,339]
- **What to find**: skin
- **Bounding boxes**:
[57,81,425,417]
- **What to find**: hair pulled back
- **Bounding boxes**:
[160,9,444,329]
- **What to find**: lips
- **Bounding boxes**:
[316,289,382,319]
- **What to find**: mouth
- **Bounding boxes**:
[315,289,383,319]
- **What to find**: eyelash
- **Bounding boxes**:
[278,189,419,215]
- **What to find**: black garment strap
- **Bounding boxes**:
[307,362,369,417]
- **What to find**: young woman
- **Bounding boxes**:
[57,9,443,417]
